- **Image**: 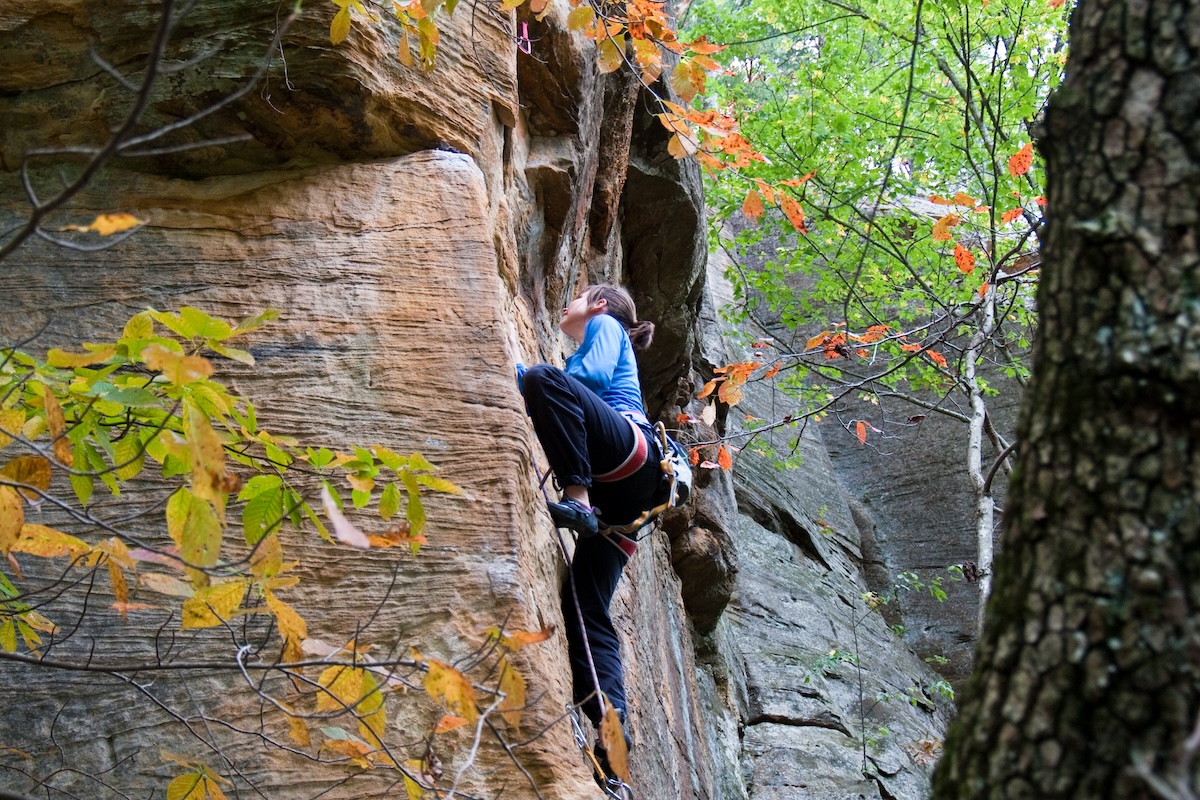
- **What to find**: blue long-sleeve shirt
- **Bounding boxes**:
[517,314,647,417]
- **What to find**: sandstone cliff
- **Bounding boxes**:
[0,3,949,797]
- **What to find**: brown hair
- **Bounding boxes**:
[585,283,655,351]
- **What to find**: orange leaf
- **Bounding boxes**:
[953,244,976,274]
[63,212,143,236]
[1049,0,1065,7]
[716,445,733,471]
[931,213,960,242]
[805,331,831,351]
[762,363,780,379]
[1035,196,1047,207]
[754,179,776,205]
[1008,142,1033,176]
[779,171,816,187]
[929,195,955,205]
[435,714,469,734]
[1001,208,1024,224]
[928,350,948,368]
[697,378,719,399]
[780,195,807,233]
[684,35,725,55]
[855,421,867,445]
[900,342,922,352]
[972,205,991,214]
[978,281,990,298]
[953,192,976,207]
[688,447,700,466]
[741,189,763,223]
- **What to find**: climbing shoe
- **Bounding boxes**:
[548,497,599,538]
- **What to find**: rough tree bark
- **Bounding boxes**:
[931,0,1200,797]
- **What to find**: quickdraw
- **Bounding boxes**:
[568,704,633,799]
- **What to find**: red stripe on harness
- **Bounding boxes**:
[594,418,648,483]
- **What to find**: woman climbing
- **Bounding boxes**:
[515,282,660,785]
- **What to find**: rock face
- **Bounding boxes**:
[0,3,950,799]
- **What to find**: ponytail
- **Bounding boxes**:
[585,284,655,351]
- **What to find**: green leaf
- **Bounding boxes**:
[351,488,371,509]
[70,442,94,507]
[179,307,234,341]
[379,482,401,521]
[122,311,154,341]
[113,433,146,481]
[402,472,426,537]
[242,485,284,545]
[238,474,283,502]
[230,308,279,337]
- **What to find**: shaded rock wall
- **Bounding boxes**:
[0,2,949,798]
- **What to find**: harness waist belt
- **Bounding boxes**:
[594,413,650,483]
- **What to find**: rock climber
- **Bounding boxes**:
[515,282,661,784]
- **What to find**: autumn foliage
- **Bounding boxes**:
[0,308,560,796]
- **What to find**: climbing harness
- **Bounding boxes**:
[568,703,634,799]
[598,422,692,538]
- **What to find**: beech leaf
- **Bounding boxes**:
[598,699,630,782]
[423,658,478,723]
[953,243,977,274]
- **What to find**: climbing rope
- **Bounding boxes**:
[536,466,635,797]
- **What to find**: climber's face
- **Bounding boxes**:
[560,290,606,344]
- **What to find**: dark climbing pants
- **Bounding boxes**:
[521,364,663,724]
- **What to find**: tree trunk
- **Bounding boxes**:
[932,0,1200,797]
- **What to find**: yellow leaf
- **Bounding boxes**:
[0,409,25,451]
[598,699,630,782]
[166,773,207,800]
[46,344,117,369]
[264,589,307,646]
[64,213,143,236]
[167,488,223,569]
[108,560,129,606]
[597,35,624,74]
[567,4,594,29]
[12,524,89,559]
[397,29,414,67]
[181,581,248,628]
[249,532,283,578]
[497,656,526,730]
[404,771,425,800]
[1,455,51,500]
[423,658,478,723]
[123,310,154,340]
[317,665,365,713]
[96,536,136,570]
[357,670,387,747]
[669,60,698,103]
[183,400,227,508]
[330,6,353,44]
[41,390,73,466]
[282,705,311,747]
[0,618,15,652]
[204,775,230,800]
[141,344,214,385]
[633,37,661,83]
[0,486,24,556]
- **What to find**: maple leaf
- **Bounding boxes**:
[931,213,961,241]
[741,189,764,223]
[1008,142,1033,176]
[954,243,977,274]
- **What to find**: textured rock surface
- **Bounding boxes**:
[1,2,952,798]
